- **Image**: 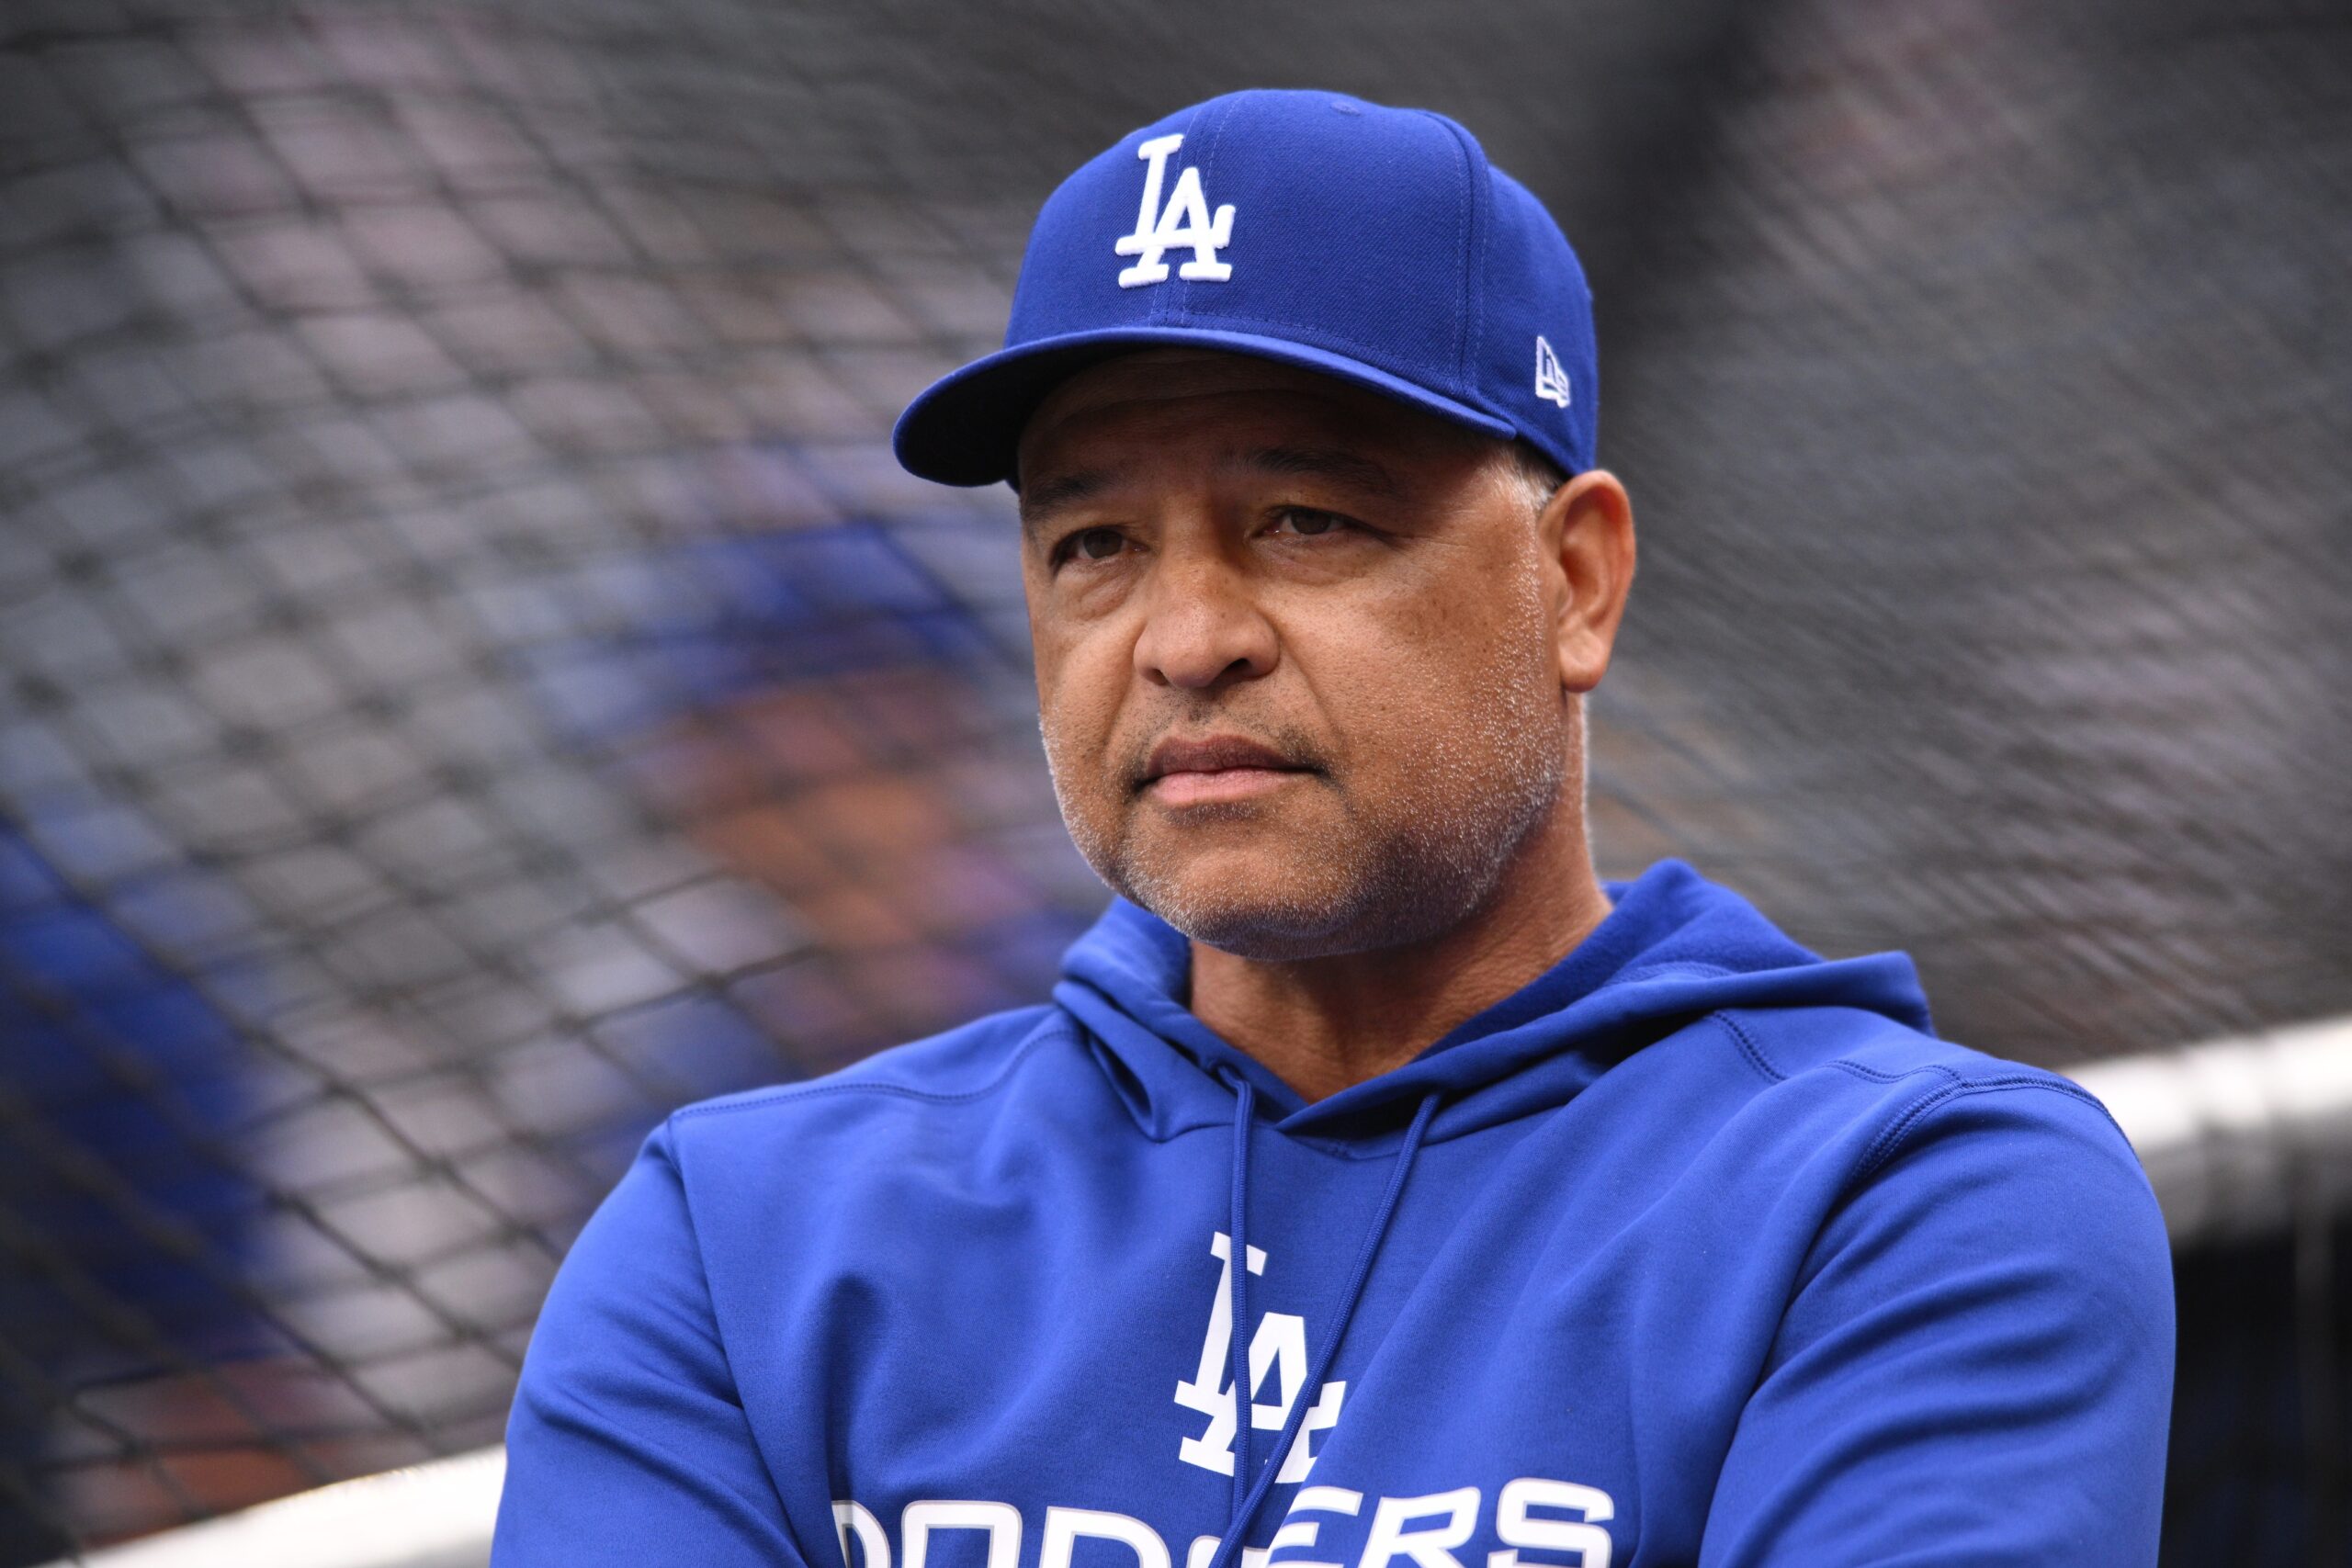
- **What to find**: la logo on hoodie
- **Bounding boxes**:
[494,859,2175,1567]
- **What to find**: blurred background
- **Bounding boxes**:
[0,0,2346,1562]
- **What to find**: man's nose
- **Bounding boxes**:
[1132,548,1277,691]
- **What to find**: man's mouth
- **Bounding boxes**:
[1137,735,1317,807]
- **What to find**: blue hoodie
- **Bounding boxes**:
[494,859,2173,1566]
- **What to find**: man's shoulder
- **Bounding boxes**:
[1696,998,2141,1190]
[1719,997,2102,1107]
[1644,1001,2169,1358]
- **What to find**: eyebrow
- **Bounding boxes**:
[1019,444,1406,540]
[1018,468,1122,539]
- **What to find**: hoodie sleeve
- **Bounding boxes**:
[1698,1080,2175,1567]
[492,1116,807,1568]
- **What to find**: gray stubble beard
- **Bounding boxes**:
[1039,574,1574,963]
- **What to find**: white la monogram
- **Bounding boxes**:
[1115,134,1236,288]
[1172,1231,1344,1483]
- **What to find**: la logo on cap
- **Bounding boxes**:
[1115,134,1235,288]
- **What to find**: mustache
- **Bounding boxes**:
[1119,716,1332,792]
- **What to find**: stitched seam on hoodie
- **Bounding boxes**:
[1825,1058,1959,1087]
[1853,1075,2117,1184]
[670,1014,1072,1121]
[1721,1008,1967,1090]
[1716,1011,1784,1084]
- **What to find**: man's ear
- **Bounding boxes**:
[1539,469,1636,694]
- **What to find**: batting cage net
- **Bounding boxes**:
[1,0,2346,1562]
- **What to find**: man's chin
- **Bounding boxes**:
[1106,854,1385,962]
[1152,900,1367,964]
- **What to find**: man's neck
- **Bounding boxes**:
[1184,807,1613,1104]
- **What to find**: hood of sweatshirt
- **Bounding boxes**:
[1052,856,1936,1148]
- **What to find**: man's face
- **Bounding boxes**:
[1016,349,1576,962]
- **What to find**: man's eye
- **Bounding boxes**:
[1272,508,1351,537]
[1058,527,1127,565]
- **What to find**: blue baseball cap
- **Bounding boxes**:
[892,89,1598,488]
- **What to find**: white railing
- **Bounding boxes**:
[46,1446,504,1568]
[2065,1012,2352,1248]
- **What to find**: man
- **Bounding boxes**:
[493,91,2173,1565]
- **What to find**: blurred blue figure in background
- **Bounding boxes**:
[0,818,291,1562]
[515,502,1095,1113]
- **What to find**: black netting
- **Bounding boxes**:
[0,0,2346,1558]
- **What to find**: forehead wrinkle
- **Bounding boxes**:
[1227,444,1406,501]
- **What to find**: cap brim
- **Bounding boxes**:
[891,326,1517,488]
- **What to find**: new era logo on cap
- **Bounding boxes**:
[1535,335,1572,409]
[892,90,1599,488]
